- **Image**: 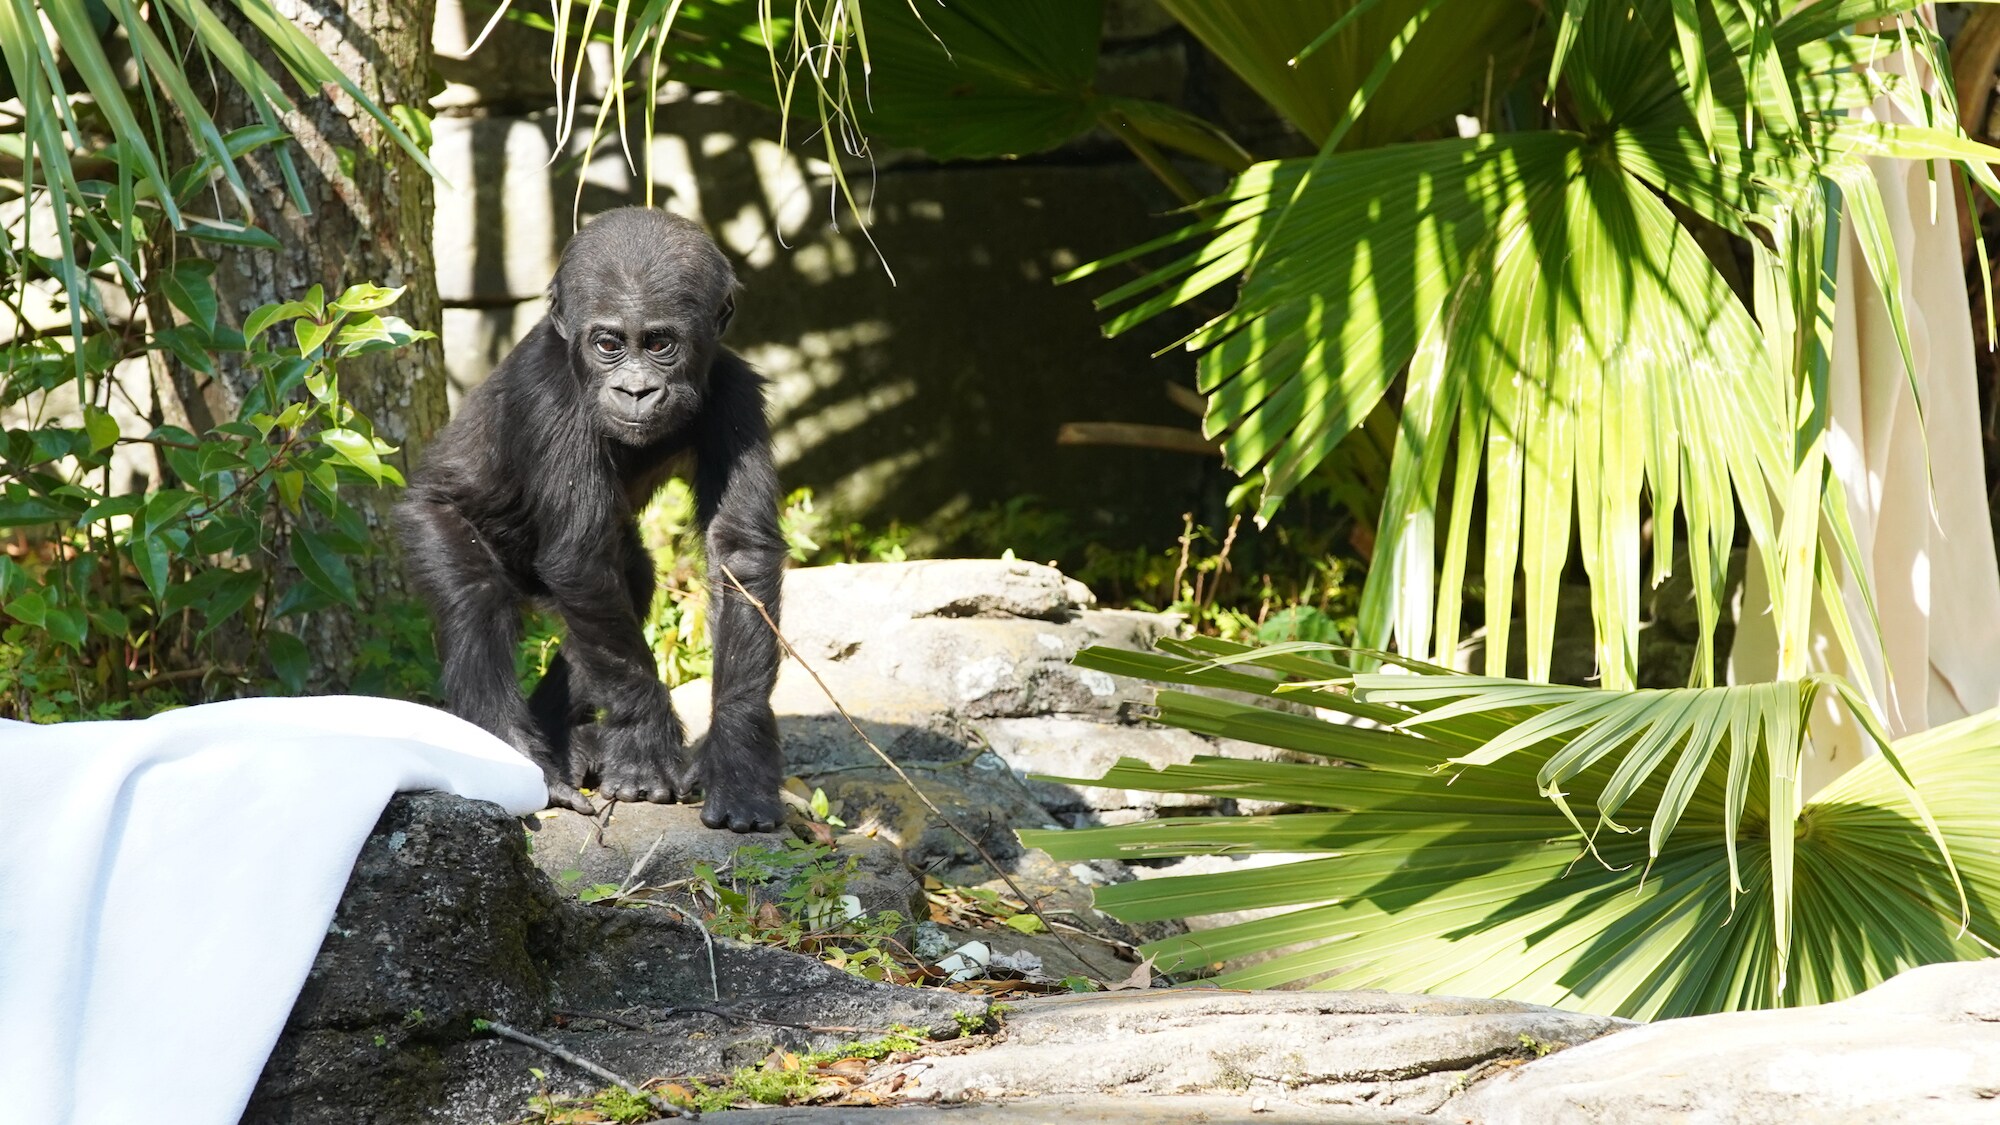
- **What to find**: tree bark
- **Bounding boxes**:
[148,0,445,689]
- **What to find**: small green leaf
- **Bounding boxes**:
[79,493,145,525]
[83,405,121,452]
[332,314,393,348]
[276,470,305,512]
[0,491,70,528]
[295,317,339,358]
[387,105,432,153]
[142,489,200,535]
[181,216,283,250]
[331,283,405,314]
[153,325,216,375]
[200,569,264,630]
[44,607,87,650]
[291,526,358,606]
[1003,913,1046,934]
[5,589,47,627]
[129,531,172,600]
[267,630,309,693]
[88,605,130,638]
[244,300,319,343]
[165,258,219,333]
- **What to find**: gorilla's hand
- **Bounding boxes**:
[594,706,692,804]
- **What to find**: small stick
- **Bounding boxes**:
[717,564,1123,980]
[479,1019,692,1119]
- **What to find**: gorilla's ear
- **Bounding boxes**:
[547,277,570,340]
[715,292,736,338]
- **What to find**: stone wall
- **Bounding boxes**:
[427,2,1292,547]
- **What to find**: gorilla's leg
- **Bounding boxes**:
[542,521,689,804]
[401,499,593,813]
[527,653,596,781]
[694,358,787,832]
[529,522,671,794]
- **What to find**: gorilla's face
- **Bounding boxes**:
[577,292,712,445]
[547,210,737,447]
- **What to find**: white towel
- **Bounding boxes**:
[0,695,546,1125]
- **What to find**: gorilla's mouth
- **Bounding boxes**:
[602,385,698,443]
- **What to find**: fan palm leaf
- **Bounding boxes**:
[1023,640,1998,1018]
[1061,0,2000,687]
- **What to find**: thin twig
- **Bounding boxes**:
[717,563,1124,981]
[480,1019,693,1119]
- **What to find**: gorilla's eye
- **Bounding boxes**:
[593,338,623,360]
[646,338,678,359]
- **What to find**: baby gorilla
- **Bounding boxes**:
[399,208,785,831]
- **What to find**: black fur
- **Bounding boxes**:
[398,208,785,831]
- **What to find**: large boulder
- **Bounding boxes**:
[779,560,1169,721]
[527,802,930,927]
[1446,959,2000,1125]
[243,794,986,1125]
[883,989,1629,1113]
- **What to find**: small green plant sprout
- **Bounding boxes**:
[1517,1033,1561,1059]
[808,786,845,830]
[688,840,911,982]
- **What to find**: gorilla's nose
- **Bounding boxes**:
[611,383,658,407]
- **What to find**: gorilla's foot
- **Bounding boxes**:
[701,783,783,833]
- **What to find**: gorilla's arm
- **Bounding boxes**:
[693,351,786,831]
[532,481,690,805]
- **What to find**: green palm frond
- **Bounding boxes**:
[0,0,433,364]
[1060,0,2000,686]
[1022,641,1999,1019]
[1156,0,1535,150]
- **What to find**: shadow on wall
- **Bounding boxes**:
[432,85,1227,550]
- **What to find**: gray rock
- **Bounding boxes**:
[244,793,985,1125]
[728,1094,1437,1123]
[980,715,1248,815]
[431,0,557,110]
[441,301,545,409]
[839,612,1168,721]
[430,114,568,304]
[528,801,788,893]
[673,660,982,775]
[889,988,1630,1112]
[782,560,1098,662]
[1447,959,2000,1125]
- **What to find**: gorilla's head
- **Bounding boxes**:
[548,208,737,446]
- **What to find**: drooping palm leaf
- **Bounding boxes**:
[518,0,1248,238]
[1022,640,1998,1019]
[1062,0,2000,687]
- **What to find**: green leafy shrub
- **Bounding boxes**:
[3,257,431,718]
